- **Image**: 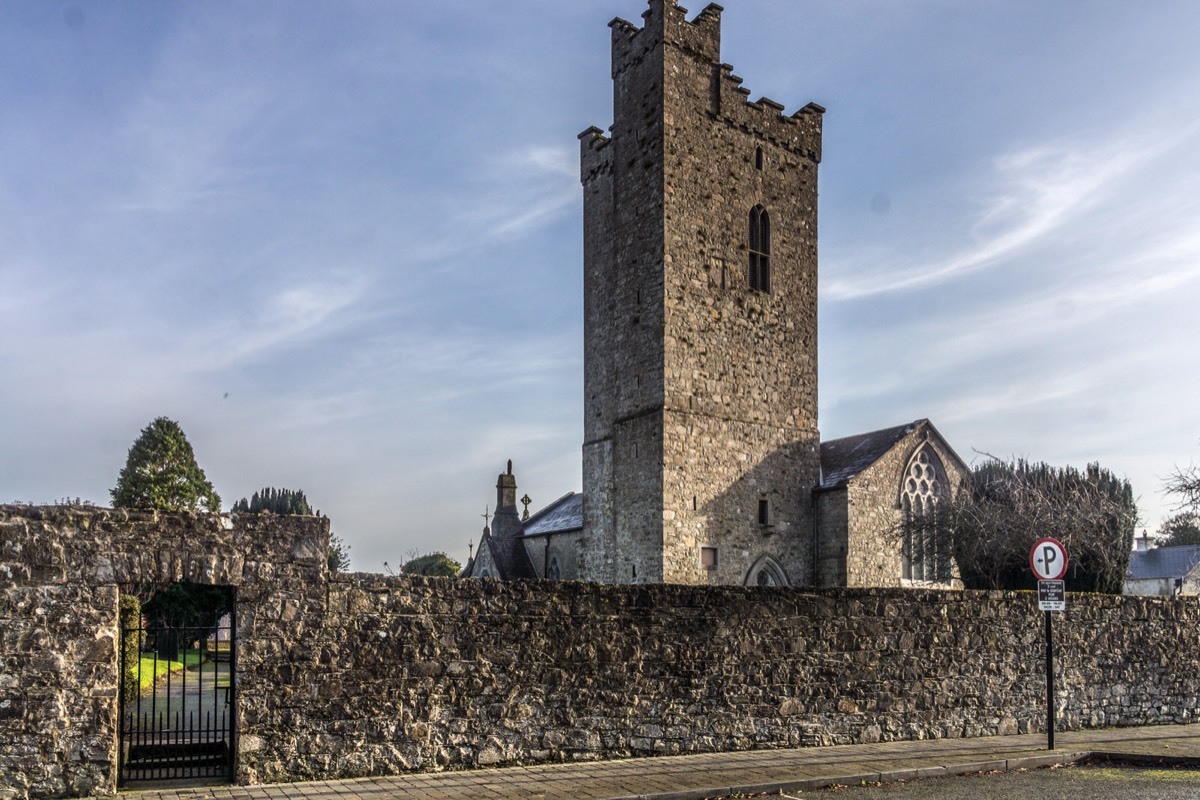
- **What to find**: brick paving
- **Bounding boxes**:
[112,723,1200,800]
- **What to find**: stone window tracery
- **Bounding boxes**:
[546,557,561,581]
[900,445,951,583]
[745,555,788,587]
[748,205,771,292]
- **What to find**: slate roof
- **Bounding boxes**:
[1126,546,1200,580]
[522,492,584,537]
[819,420,925,489]
[484,533,538,580]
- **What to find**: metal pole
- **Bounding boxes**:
[1045,609,1055,750]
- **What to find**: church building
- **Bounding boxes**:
[463,0,968,588]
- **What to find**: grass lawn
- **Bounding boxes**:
[136,650,206,694]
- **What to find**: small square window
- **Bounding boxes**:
[700,546,718,569]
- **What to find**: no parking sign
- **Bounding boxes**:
[1030,537,1068,581]
[1030,536,1068,750]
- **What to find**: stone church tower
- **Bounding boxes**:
[462,0,967,589]
[578,0,825,585]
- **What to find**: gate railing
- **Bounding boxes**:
[118,607,236,785]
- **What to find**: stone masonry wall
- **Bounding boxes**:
[242,576,1200,784]
[814,487,850,587]
[6,505,1200,798]
[657,0,822,586]
[0,505,327,800]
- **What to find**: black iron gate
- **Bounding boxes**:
[118,593,236,785]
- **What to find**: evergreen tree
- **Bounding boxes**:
[904,458,1137,593]
[232,486,313,515]
[1158,512,1200,548]
[328,533,351,573]
[110,417,221,513]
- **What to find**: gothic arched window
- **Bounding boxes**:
[748,205,771,293]
[546,557,561,581]
[900,446,951,583]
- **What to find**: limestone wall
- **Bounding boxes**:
[0,505,327,800]
[5,506,1200,799]
[242,577,1200,784]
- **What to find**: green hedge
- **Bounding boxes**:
[118,593,142,705]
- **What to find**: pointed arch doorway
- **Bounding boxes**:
[745,555,789,587]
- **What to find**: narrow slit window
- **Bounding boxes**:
[755,145,764,170]
[748,205,771,292]
[758,498,770,526]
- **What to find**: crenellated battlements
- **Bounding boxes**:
[578,125,613,184]
[599,0,822,163]
[714,64,824,162]
[609,0,723,78]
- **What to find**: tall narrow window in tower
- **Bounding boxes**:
[754,146,764,170]
[900,446,951,582]
[748,205,771,292]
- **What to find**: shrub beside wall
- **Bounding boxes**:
[118,593,141,706]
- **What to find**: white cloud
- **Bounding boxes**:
[825,124,1195,301]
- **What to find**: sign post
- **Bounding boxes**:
[1030,537,1068,750]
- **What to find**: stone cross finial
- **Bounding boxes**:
[481,505,491,534]
[520,494,532,520]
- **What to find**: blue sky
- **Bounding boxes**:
[3,0,1199,571]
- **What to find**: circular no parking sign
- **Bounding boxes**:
[1030,537,1068,581]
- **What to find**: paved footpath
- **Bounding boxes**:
[114,723,1200,800]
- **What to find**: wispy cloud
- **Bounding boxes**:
[197,274,370,369]
[825,129,1186,301]
[470,144,580,238]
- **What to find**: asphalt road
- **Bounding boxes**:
[716,765,1200,799]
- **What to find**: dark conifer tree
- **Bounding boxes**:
[110,417,221,513]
